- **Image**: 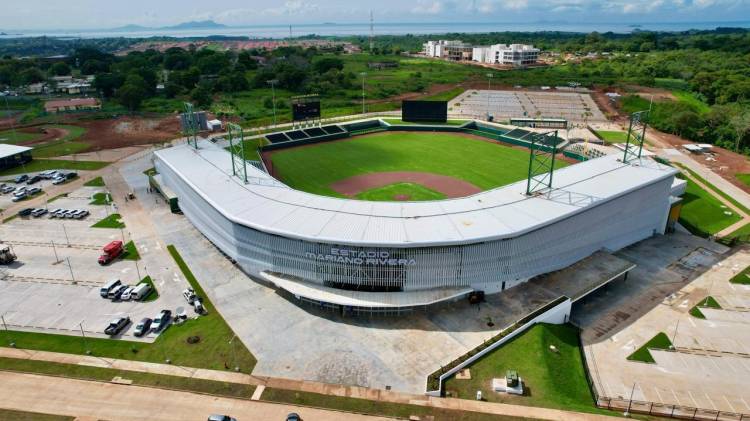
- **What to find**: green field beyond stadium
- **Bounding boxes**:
[267,131,568,201]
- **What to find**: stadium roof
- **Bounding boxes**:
[0,144,32,159]
[155,140,677,248]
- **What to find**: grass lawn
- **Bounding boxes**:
[89,192,112,205]
[0,129,39,144]
[689,296,721,319]
[678,178,740,237]
[122,240,140,260]
[83,176,105,187]
[675,164,750,215]
[269,131,566,199]
[0,159,108,176]
[730,264,750,285]
[262,388,528,421]
[594,130,630,144]
[442,323,601,415]
[627,332,672,363]
[228,137,265,161]
[424,87,466,102]
[0,408,72,421]
[0,245,256,372]
[356,182,446,201]
[138,275,159,302]
[91,213,125,229]
[47,193,69,203]
[0,357,255,400]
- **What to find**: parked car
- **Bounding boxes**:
[13,186,27,195]
[40,170,57,179]
[26,175,42,185]
[18,208,34,217]
[193,298,205,314]
[133,318,152,337]
[72,209,89,219]
[63,209,77,218]
[108,284,128,300]
[11,192,26,202]
[52,176,66,185]
[14,175,28,184]
[182,288,197,304]
[207,415,237,421]
[120,286,136,301]
[151,309,172,332]
[26,187,41,195]
[52,209,68,218]
[31,208,48,217]
[286,413,301,421]
[65,172,78,180]
[1,185,14,194]
[48,208,63,218]
[104,317,130,336]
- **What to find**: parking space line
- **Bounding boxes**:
[653,387,664,403]
[687,391,700,408]
[703,391,717,410]
[740,396,750,411]
[670,389,682,406]
[723,396,737,413]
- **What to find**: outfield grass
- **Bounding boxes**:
[0,246,256,372]
[0,159,108,176]
[83,176,105,187]
[678,178,740,237]
[689,296,721,319]
[594,130,629,144]
[0,129,39,144]
[356,182,446,201]
[91,213,125,228]
[442,323,601,415]
[627,332,672,363]
[122,240,140,260]
[269,132,566,199]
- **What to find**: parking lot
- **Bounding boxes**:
[576,233,750,414]
[0,181,188,342]
[449,89,607,123]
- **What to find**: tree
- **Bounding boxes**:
[49,62,71,76]
[191,84,213,107]
[313,57,344,74]
[93,73,124,98]
[730,111,750,152]
[117,74,147,111]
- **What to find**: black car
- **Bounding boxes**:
[286,413,301,421]
[14,174,28,184]
[104,317,130,336]
[18,208,34,217]
[65,172,78,180]
[133,318,152,337]
[26,175,42,185]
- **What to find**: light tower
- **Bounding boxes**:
[369,10,374,53]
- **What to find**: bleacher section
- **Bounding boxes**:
[286,130,309,140]
[303,127,326,137]
[504,128,534,140]
[266,133,291,144]
[321,125,345,134]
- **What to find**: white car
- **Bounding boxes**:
[11,192,26,202]
[13,187,27,196]
[120,286,136,301]
[72,209,89,219]
[31,208,48,217]
[0,186,14,194]
[52,176,66,185]
[182,288,197,304]
[48,208,64,218]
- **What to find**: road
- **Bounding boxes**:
[0,371,395,421]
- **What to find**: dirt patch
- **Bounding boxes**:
[331,172,482,199]
[78,115,180,150]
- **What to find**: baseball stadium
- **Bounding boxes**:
[153,101,683,314]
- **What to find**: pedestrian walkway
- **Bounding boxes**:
[0,371,392,421]
[0,346,625,421]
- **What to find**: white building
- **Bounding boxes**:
[473,44,540,66]
[423,40,471,59]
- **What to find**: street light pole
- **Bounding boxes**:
[266,79,278,127]
[79,321,90,355]
[66,257,76,284]
[51,240,60,264]
[360,72,367,115]
[486,73,493,120]
[62,224,70,247]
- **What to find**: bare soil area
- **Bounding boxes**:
[78,115,180,150]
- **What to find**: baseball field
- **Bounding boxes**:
[265,131,568,201]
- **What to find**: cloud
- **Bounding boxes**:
[411,0,448,14]
[503,0,529,9]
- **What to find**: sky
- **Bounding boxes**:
[0,0,748,30]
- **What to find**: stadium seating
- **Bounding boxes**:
[266,133,291,144]
[321,125,345,134]
[303,127,326,137]
[286,130,309,140]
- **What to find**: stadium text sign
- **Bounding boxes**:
[305,247,416,266]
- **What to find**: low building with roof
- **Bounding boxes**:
[0,144,32,171]
[44,98,101,114]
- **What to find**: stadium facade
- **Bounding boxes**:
[154,134,681,312]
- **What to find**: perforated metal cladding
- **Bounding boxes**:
[156,159,670,292]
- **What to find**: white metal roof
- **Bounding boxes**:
[0,144,31,159]
[155,140,677,248]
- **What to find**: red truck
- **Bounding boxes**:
[98,241,123,265]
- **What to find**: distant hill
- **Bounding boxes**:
[110,20,228,32]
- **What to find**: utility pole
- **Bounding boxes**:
[62,224,70,247]
[66,257,75,284]
[486,73,493,120]
[1,313,13,347]
[360,72,367,115]
[51,240,60,264]
[266,79,279,127]
[624,382,636,417]
[79,321,90,355]
[134,259,141,281]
